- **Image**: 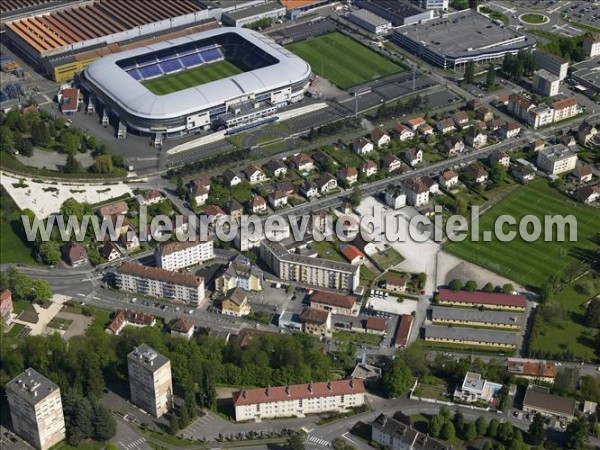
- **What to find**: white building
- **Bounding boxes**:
[552,97,579,122]
[453,372,503,404]
[348,9,392,34]
[116,263,205,306]
[385,185,407,209]
[353,137,374,155]
[127,345,173,418]
[372,414,450,450]
[232,379,365,422]
[155,238,214,270]
[583,33,600,58]
[221,2,286,27]
[532,70,561,97]
[6,369,66,450]
[419,0,448,9]
[528,106,555,129]
[537,144,578,175]
[533,50,569,80]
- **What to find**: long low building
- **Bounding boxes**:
[507,359,557,384]
[115,263,205,305]
[394,314,414,349]
[310,291,360,317]
[155,237,214,271]
[431,306,523,330]
[232,379,365,422]
[221,2,286,27]
[523,385,577,422]
[437,289,526,311]
[424,325,518,349]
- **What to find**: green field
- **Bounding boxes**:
[445,180,600,289]
[287,32,405,89]
[142,61,244,95]
[0,219,38,265]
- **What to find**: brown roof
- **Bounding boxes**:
[365,316,387,331]
[300,307,329,324]
[311,291,357,309]
[382,154,401,166]
[117,263,203,288]
[523,386,576,416]
[339,166,358,179]
[407,117,425,127]
[394,314,414,348]
[172,318,194,334]
[371,127,388,141]
[226,287,247,306]
[362,160,378,170]
[439,289,526,308]
[101,240,119,258]
[442,170,458,181]
[107,309,155,334]
[59,88,79,113]
[97,201,128,217]
[158,237,209,256]
[251,195,266,207]
[0,290,12,303]
[64,242,87,263]
[575,165,593,177]
[394,123,413,134]
[291,153,312,166]
[553,96,577,110]
[507,360,557,379]
[386,274,406,287]
[204,205,225,216]
[232,379,365,406]
[509,93,533,108]
[142,190,162,201]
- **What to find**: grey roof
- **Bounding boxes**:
[223,2,285,20]
[349,8,392,27]
[424,324,518,345]
[431,306,524,326]
[84,27,311,120]
[6,368,59,405]
[539,144,576,161]
[372,414,450,450]
[263,240,359,274]
[127,344,170,372]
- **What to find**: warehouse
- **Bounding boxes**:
[356,0,433,26]
[430,306,523,330]
[424,325,518,349]
[221,2,286,27]
[348,9,392,34]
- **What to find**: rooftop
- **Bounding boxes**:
[431,306,524,326]
[394,314,414,347]
[425,324,518,345]
[372,414,450,450]
[507,359,557,379]
[311,291,358,309]
[300,307,330,325]
[523,385,577,416]
[438,288,526,308]
[6,368,59,404]
[539,144,576,161]
[224,2,285,20]
[571,58,600,91]
[127,344,170,372]
[117,263,203,288]
[158,237,210,256]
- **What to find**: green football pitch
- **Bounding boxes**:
[142,60,244,95]
[287,32,405,90]
[444,180,600,289]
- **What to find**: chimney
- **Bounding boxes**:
[265,387,270,397]
[285,386,290,396]
[350,379,355,389]
[327,381,332,391]
[308,383,313,394]
[241,390,246,399]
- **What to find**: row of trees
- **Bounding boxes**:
[0,269,52,305]
[447,278,514,294]
[501,51,537,81]
[375,95,425,121]
[463,62,496,90]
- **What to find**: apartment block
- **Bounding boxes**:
[260,240,360,293]
[155,237,214,270]
[533,50,569,80]
[127,344,173,418]
[116,263,205,306]
[536,144,578,175]
[232,379,365,422]
[6,368,66,450]
[532,69,561,97]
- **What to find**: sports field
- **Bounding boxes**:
[444,180,600,289]
[287,32,404,89]
[142,61,244,95]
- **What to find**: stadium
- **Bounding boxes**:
[79,27,312,138]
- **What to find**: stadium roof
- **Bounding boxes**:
[84,27,311,120]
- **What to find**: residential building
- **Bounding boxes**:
[511,165,536,183]
[552,97,579,122]
[406,117,426,130]
[249,195,268,214]
[215,254,264,293]
[232,379,365,422]
[243,165,266,184]
[260,240,360,293]
[101,240,121,261]
[500,122,521,139]
[170,318,194,340]
[221,287,251,317]
[583,33,600,57]
[572,165,593,184]
[264,160,287,178]
[116,263,205,305]
[476,107,493,122]
[6,368,66,450]
[507,359,557,384]
[436,118,455,134]
[385,274,406,293]
[575,185,600,204]
[127,345,173,418]
[371,127,391,147]
[489,150,510,168]
[268,190,289,209]
[365,316,387,335]
[522,385,577,422]
[300,180,319,199]
[424,325,518,349]
[371,414,450,450]
[1,289,14,323]
[119,226,140,252]
[437,288,526,310]
[338,166,358,185]
[223,169,242,187]
[394,123,415,141]
[382,154,402,172]
[310,290,360,316]
[274,181,295,196]
[532,69,561,97]
[444,136,465,156]
[431,306,523,330]
[62,242,88,267]
[340,244,365,265]
[385,185,407,209]
[189,182,209,206]
[353,137,374,155]
[290,153,314,172]
[58,88,79,115]
[227,200,244,222]
[300,307,332,337]
[465,128,487,149]
[507,93,534,121]
[348,8,392,34]
[315,173,337,193]
[404,177,429,207]
[155,237,214,270]
[531,139,546,152]
[439,170,459,189]
[97,200,129,218]
[453,111,470,128]
[487,118,506,131]
[453,372,503,404]
[419,123,434,135]
[536,144,578,175]
[106,309,156,335]
[394,314,414,349]
[138,190,163,206]
[422,176,439,195]
[401,147,423,166]
[533,49,569,80]
[361,160,378,177]
[528,106,555,129]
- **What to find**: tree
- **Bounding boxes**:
[483,282,495,292]
[585,299,600,328]
[490,164,507,186]
[464,280,477,292]
[417,272,427,289]
[91,402,116,441]
[382,358,413,398]
[502,283,514,294]
[464,61,475,84]
[579,375,600,403]
[60,132,80,154]
[284,432,305,450]
[475,416,488,436]
[349,186,361,207]
[31,121,50,147]
[429,414,445,438]
[0,126,14,152]
[66,398,94,446]
[169,414,180,435]
[155,199,173,216]
[179,403,190,428]
[498,421,514,443]
[486,64,496,89]
[38,241,61,265]
[91,154,113,174]
[468,0,479,9]
[441,421,455,441]
[453,411,465,435]
[565,418,589,450]
[482,440,493,450]
[487,418,500,438]
[509,430,525,450]
[60,198,91,223]
[449,279,463,291]
[464,422,477,441]
[64,153,82,173]
[527,413,545,445]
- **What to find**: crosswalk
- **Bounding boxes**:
[307,435,331,447]
[118,438,146,450]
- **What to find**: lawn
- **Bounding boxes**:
[370,247,404,270]
[520,13,548,24]
[313,240,346,263]
[287,32,405,89]
[142,60,244,95]
[444,180,600,289]
[325,147,363,168]
[333,330,382,347]
[0,219,38,265]
[6,323,25,338]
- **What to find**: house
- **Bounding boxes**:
[171,318,194,340]
[531,139,546,152]
[365,316,387,335]
[97,201,128,218]
[311,150,333,170]
[119,226,140,252]
[557,134,576,147]
[464,164,489,184]
[370,127,390,148]
[338,166,358,185]
[243,165,266,184]
[215,254,264,293]
[223,169,242,187]
[421,176,439,195]
[0,290,13,323]
[575,185,600,204]
[244,195,266,215]
[507,359,557,384]
[300,307,332,337]
[466,98,482,110]
[490,150,510,168]
[384,274,406,293]
[381,154,402,173]
[361,160,378,178]
[403,177,430,207]
[444,136,465,156]
[437,288,526,310]
[576,121,598,146]
[300,180,318,199]
[221,288,251,317]
[59,87,80,115]
[522,385,577,422]
[138,190,163,206]
[571,165,593,184]
[340,245,365,265]
[537,145,577,175]
[227,200,244,221]
[353,137,374,155]
[465,128,487,149]
[500,122,521,140]
[419,123,434,135]
[315,173,337,193]
[401,147,423,166]
[371,414,449,450]
[487,118,506,131]
[290,153,314,172]
[552,96,579,122]
[511,165,535,183]
[453,372,503,404]
[384,185,406,209]
[439,170,459,189]
[394,314,414,349]
[106,309,156,335]
[62,242,88,267]
[476,107,494,122]
[453,111,470,128]
[507,93,534,121]
[101,241,121,261]
[189,183,209,206]
[436,118,455,134]
[204,205,226,224]
[393,123,415,141]
[406,117,426,130]
[274,181,294,196]
[310,291,359,316]
[268,190,288,209]
[264,160,287,178]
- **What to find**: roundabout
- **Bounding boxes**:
[519,13,549,25]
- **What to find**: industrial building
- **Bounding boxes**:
[348,9,392,34]
[221,2,286,27]
[424,324,518,349]
[430,306,523,330]
[356,0,433,26]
